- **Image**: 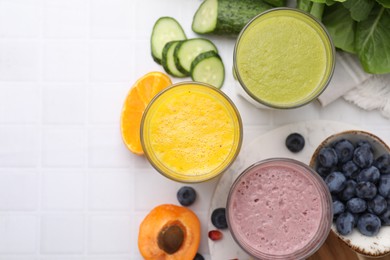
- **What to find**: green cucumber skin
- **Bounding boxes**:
[161,41,188,78]
[173,41,187,74]
[190,50,219,72]
[215,0,273,35]
[192,0,273,36]
[174,38,218,75]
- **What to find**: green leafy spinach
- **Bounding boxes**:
[297,0,390,74]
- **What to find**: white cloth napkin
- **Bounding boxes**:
[317,51,390,119]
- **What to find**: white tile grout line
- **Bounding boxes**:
[37,0,44,256]
[84,0,91,256]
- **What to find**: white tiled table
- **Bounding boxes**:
[0,0,389,259]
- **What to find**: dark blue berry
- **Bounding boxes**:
[380,208,390,226]
[357,166,380,184]
[379,175,390,198]
[285,133,305,153]
[333,200,345,215]
[333,139,354,163]
[346,198,367,214]
[318,147,338,168]
[325,171,346,193]
[177,186,196,206]
[374,154,390,174]
[357,213,381,236]
[193,253,205,260]
[338,180,357,201]
[367,195,387,215]
[353,146,374,168]
[341,161,360,179]
[355,181,377,200]
[336,212,355,235]
[211,208,228,229]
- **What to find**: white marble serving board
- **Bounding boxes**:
[207,120,365,259]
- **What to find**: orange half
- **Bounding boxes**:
[120,72,172,155]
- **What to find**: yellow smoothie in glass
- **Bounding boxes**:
[141,82,242,182]
[234,8,335,109]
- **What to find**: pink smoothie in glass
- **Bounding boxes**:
[227,159,331,258]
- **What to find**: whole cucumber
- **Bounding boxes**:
[192,0,273,36]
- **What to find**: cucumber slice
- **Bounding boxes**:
[151,17,186,64]
[174,38,218,75]
[190,51,225,89]
[162,41,188,78]
[192,0,218,34]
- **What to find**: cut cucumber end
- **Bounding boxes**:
[192,0,218,34]
[151,17,187,65]
[191,51,225,89]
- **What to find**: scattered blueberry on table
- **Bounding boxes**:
[315,137,390,237]
[177,186,197,206]
[211,208,228,229]
[285,133,305,153]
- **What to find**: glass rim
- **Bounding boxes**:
[140,81,243,183]
[226,157,333,259]
[233,7,336,109]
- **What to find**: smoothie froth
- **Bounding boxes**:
[234,8,334,108]
[141,83,242,182]
[227,159,331,258]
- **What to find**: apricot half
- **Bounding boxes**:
[138,204,201,259]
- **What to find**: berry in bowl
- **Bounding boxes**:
[310,130,390,257]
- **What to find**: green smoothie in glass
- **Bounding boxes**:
[234,8,335,109]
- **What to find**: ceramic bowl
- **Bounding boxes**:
[310,130,390,257]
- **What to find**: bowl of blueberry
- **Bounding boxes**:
[310,130,390,257]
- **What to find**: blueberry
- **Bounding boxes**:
[367,195,387,215]
[357,213,381,236]
[193,253,205,260]
[357,166,380,184]
[353,146,374,168]
[380,208,390,226]
[318,147,338,168]
[211,208,228,229]
[333,139,354,163]
[285,133,305,153]
[338,180,357,201]
[346,198,367,214]
[355,181,377,200]
[336,212,355,236]
[378,175,390,198]
[342,161,360,179]
[333,200,345,215]
[177,186,196,206]
[325,171,346,193]
[374,154,390,174]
